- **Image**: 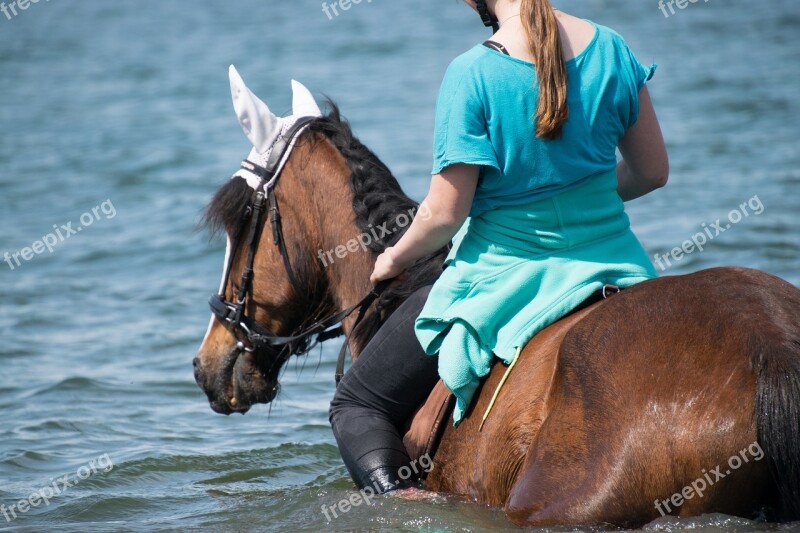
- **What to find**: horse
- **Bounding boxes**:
[193,67,800,528]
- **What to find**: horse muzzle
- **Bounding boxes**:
[194,346,278,415]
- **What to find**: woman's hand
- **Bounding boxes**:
[370,247,408,285]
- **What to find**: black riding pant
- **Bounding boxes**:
[328,285,439,493]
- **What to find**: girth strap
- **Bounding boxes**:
[477,284,625,431]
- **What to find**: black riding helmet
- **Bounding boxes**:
[476,0,500,32]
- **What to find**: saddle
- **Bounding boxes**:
[402,380,455,468]
[401,284,622,472]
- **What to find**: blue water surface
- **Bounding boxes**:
[1,1,798,531]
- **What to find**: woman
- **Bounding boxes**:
[329,0,668,494]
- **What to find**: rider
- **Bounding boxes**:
[329,0,668,493]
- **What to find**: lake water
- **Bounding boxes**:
[1,0,798,531]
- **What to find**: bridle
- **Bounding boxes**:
[476,0,500,32]
[208,116,389,384]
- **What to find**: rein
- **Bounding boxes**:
[208,116,389,383]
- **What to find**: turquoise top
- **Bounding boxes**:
[415,172,657,424]
[416,21,659,425]
[432,21,656,217]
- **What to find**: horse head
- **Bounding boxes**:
[194,66,441,415]
[195,66,345,414]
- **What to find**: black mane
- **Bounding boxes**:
[202,102,446,353]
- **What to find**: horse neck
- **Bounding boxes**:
[281,136,376,326]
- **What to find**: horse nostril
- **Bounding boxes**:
[193,357,205,386]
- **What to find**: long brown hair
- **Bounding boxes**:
[520,0,568,140]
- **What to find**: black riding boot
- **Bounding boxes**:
[329,285,439,493]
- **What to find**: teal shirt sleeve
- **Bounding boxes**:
[622,42,657,129]
[432,58,500,175]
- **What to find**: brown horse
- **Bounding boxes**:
[194,77,800,528]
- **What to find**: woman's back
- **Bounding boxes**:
[433,21,655,217]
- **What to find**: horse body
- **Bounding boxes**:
[195,73,800,527]
[428,267,797,526]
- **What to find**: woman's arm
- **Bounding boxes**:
[369,164,479,284]
[616,86,669,201]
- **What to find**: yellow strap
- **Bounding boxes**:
[479,346,522,432]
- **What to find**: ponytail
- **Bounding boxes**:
[521,0,568,140]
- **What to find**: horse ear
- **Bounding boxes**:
[291,80,322,117]
[229,65,283,154]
